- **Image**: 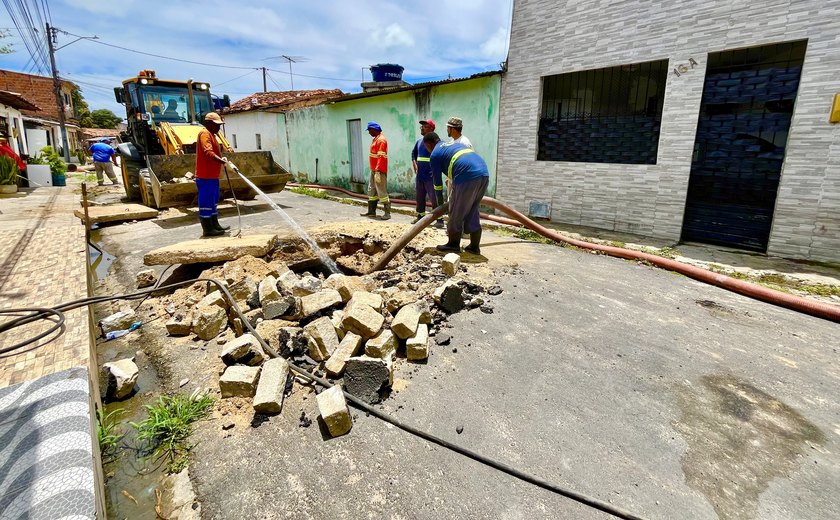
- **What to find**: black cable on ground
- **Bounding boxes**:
[2,277,648,520]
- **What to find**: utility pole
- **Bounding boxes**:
[262,67,267,92]
[46,23,71,162]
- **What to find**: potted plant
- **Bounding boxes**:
[0,155,19,193]
[39,146,67,186]
[25,153,52,187]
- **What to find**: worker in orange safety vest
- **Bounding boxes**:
[359,121,390,220]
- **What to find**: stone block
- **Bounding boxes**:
[341,302,384,338]
[384,290,419,313]
[416,300,432,324]
[255,319,295,354]
[136,269,157,289]
[325,274,372,302]
[391,303,421,339]
[300,289,342,318]
[253,358,290,414]
[433,281,465,314]
[165,313,192,336]
[198,290,227,310]
[101,358,139,399]
[442,253,461,276]
[303,316,340,361]
[259,276,294,319]
[228,277,258,303]
[220,333,267,366]
[331,310,346,340]
[348,291,383,311]
[293,274,322,296]
[219,366,261,398]
[364,329,397,359]
[344,355,393,404]
[193,305,227,340]
[277,270,300,295]
[316,385,352,437]
[99,309,136,336]
[144,234,277,265]
[406,324,429,361]
[325,332,363,377]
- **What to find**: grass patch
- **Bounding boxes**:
[289,186,335,200]
[131,390,214,473]
[706,264,840,296]
[97,408,124,461]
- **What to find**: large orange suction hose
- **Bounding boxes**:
[288,183,840,323]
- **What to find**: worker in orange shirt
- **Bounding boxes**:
[195,112,231,237]
[359,121,390,220]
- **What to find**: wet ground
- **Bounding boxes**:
[92,190,840,519]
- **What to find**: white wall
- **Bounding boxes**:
[25,128,48,155]
[223,111,287,168]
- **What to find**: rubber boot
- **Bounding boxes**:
[379,201,391,220]
[436,232,462,252]
[200,217,225,237]
[211,215,230,232]
[410,213,425,224]
[465,229,482,255]
[360,200,377,217]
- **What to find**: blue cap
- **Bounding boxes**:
[366,121,381,132]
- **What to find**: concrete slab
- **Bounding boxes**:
[143,234,277,265]
[74,204,159,224]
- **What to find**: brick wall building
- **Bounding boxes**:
[498,0,840,262]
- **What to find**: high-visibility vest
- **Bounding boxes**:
[369,134,388,174]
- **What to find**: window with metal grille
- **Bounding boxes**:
[232,134,237,149]
[255,133,262,150]
[538,59,668,164]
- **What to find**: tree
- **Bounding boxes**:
[0,30,13,55]
[71,87,93,127]
[89,109,122,129]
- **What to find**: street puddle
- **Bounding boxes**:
[674,374,825,519]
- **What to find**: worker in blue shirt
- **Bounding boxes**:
[424,132,489,254]
[90,138,119,186]
[411,119,444,227]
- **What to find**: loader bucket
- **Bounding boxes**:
[145,151,292,208]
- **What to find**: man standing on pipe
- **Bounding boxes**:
[195,112,232,237]
[360,121,391,220]
[411,119,445,228]
[424,132,489,254]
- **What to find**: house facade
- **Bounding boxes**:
[497,0,840,262]
[0,69,80,156]
[224,73,502,198]
[0,90,39,155]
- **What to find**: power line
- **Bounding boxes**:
[266,67,360,83]
[213,69,259,88]
[59,29,259,70]
[2,0,49,73]
[265,70,284,91]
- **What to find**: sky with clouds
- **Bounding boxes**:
[1,0,513,117]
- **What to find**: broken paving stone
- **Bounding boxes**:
[300,289,342,318]
[193,305,228,341]
[220,333,266,366]
[487,285,503,296]
[198,290,227,310]
[292,274,322,296]
[341,302,384,339]
[384,290,419,313]
[391,303,422,340]
[99,309,136,336]
[259,276,294,320]
[406,324,429,361]
[441,253,461,276]
[228,277,258,302]
[278,327,307,358]
[316,385,353,437]
[144,234,277,265]
[433,282,465,314]
[344,355,393,404]
[348,291,383,311]
[325,332,363,377]
[331,310,346,340]
[364,329,397,359]
[253,357,291,414]
[165,314,192,336]
[303,316,340,361]
[136,269,158,289]
[101,358,139,400]
[435,333,451,346]
[255,319,295,354]
[325,274,374,303]
[219,365,261,398]
[276,270,300,295]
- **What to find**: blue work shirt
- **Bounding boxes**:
[429,142,489,185]
[90,142,116,163]
[411,138,432,181]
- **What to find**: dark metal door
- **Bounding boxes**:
[682,41,807,251]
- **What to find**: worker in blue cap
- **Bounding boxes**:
[90,137,119,186]
[360,121,391,219]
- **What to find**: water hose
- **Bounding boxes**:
[287,183,840,323]
[3,278,647,520]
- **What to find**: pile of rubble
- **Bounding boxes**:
[101,250,498,438]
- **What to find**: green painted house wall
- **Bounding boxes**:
[280,74,501,198]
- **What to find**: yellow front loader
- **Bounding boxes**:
[113,70,291,208]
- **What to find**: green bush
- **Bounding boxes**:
[74,148,87,164]
[0,155,19,185]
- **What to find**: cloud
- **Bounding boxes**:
[480,27,508,59]
[374,23,415,50]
